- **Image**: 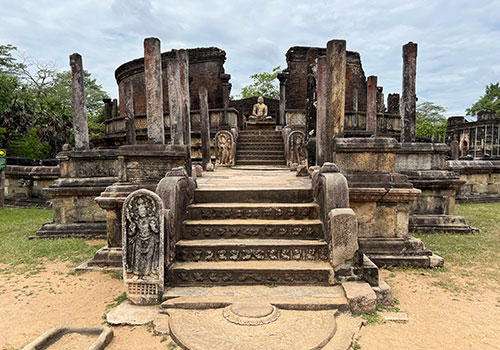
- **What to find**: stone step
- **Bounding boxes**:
[236,155,286,161]
[175,239,329,262]
[182,219,323,239]
[235,160,287,165]
[167,261,334,286]
[239,131,282,136]
[186,202,319,220]
[238,137,283,142]
[194,188,313,203]
[236,150,285,156]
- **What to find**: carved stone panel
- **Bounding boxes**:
[122,189,164,305]
[214,130,235,167]
[287,130,308,167]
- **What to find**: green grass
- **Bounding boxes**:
[412,202,500,289]
[0,207,103,274]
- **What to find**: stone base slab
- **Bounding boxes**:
[409,215,479,234]
[76,247,122,271]
[32,222,106,239]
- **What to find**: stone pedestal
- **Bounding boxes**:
[83,144,188,268]
[36,149,119,239]
[397,143,478,234]
[334,138,443,267]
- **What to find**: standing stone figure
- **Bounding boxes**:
[249,96,272,121]
[122,189,164,304]
[215,131,234,167]
[289,131,307,166]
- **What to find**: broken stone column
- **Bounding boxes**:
[144,38,165,144]
[167,53,183,145]
[387,93,400,114]
[366,75,378,136]
[326,40,346,140]
[199,86,211,170]
[277,72,288,126]
[123,80,136,145]
[451,140,459,160]
[69,53,89,150]
[220,73,231,126]
[316,56,328,166]
[401,42,417,143]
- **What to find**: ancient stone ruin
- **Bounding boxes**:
[22,35,499,348]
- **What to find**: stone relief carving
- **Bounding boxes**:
[285,130,307,168]
[215,130,235,167]
[122,189,164,305]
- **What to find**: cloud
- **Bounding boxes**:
[0,0,499,116]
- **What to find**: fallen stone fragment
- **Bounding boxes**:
[296,165,309,177]
[342,281,376,314]
[381,311,409,323]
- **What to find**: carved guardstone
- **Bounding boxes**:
[215,130,235,167]
[122,189,164,305]
[287,130,308,167]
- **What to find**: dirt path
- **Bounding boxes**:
[1,262,499,349]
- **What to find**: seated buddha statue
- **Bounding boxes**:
[248,96,272,121]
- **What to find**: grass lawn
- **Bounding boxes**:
[0,207,103,274]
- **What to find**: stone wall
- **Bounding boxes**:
[4,164,60,207]
[447,160,500,203]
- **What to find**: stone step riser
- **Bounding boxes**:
[167,268,332,286]
[186,205,319,220]
[194,189,313,203]
[182,224,323,240]
[238,137,283,141]
[236,157,286,161]
[176,245,329,262]
[235,161,287,165]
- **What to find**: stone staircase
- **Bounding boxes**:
[167,187,335,285]
[235,130,286,166]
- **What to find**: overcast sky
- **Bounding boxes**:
[1,0,499,116]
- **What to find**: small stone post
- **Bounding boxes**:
[167,54,183,145]
[123,80,136,145]
[111,98,118,119]
[401,42,417,143]
[277,72,288,126]
[366,75,378,136]
[103,98,112,120]
[144,37,165,144]
[199,86,211,170]
[70,53,89,150]
[316,56,327,166]
[220,74,231,126]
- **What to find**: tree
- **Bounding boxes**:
[416,101,447,141]
[238,66,281,100]
[466,83,500,117]
[0,44,109,158]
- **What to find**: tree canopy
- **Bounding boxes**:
[237,66,281,100]
[416,101,447,142]
[0,44,109,159]
[466,82,500,117]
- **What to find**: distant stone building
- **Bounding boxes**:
[446,110,500,159]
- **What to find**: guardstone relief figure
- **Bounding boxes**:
[215,131,234,167]
[124,194,160,278]
[249,96,272,121]
[122,189,164,305]
[289,131,307,166]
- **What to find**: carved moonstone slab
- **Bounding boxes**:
[122,189,164,305]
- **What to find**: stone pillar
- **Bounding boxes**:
[326,39,346,156]
[316,56,328,166]
[277,72,288,126]
[69,53,89,150]
[103,98,112,120]
[167,53,183,145]
[220,74,231,126]
[377,87,385,113]
[400,42,417,143]
[111,98,118,119]
[178,50,191,174]
[199,86,211,170]
[123,80,136,145]
[366,75,378,136]
[451,140,459,160]
[387,93,400,114]
[144,38,165,144]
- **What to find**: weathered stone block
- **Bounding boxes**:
[342,281,376,313]
[329,208,358,268]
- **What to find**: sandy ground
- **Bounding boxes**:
[1,262,499,350]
